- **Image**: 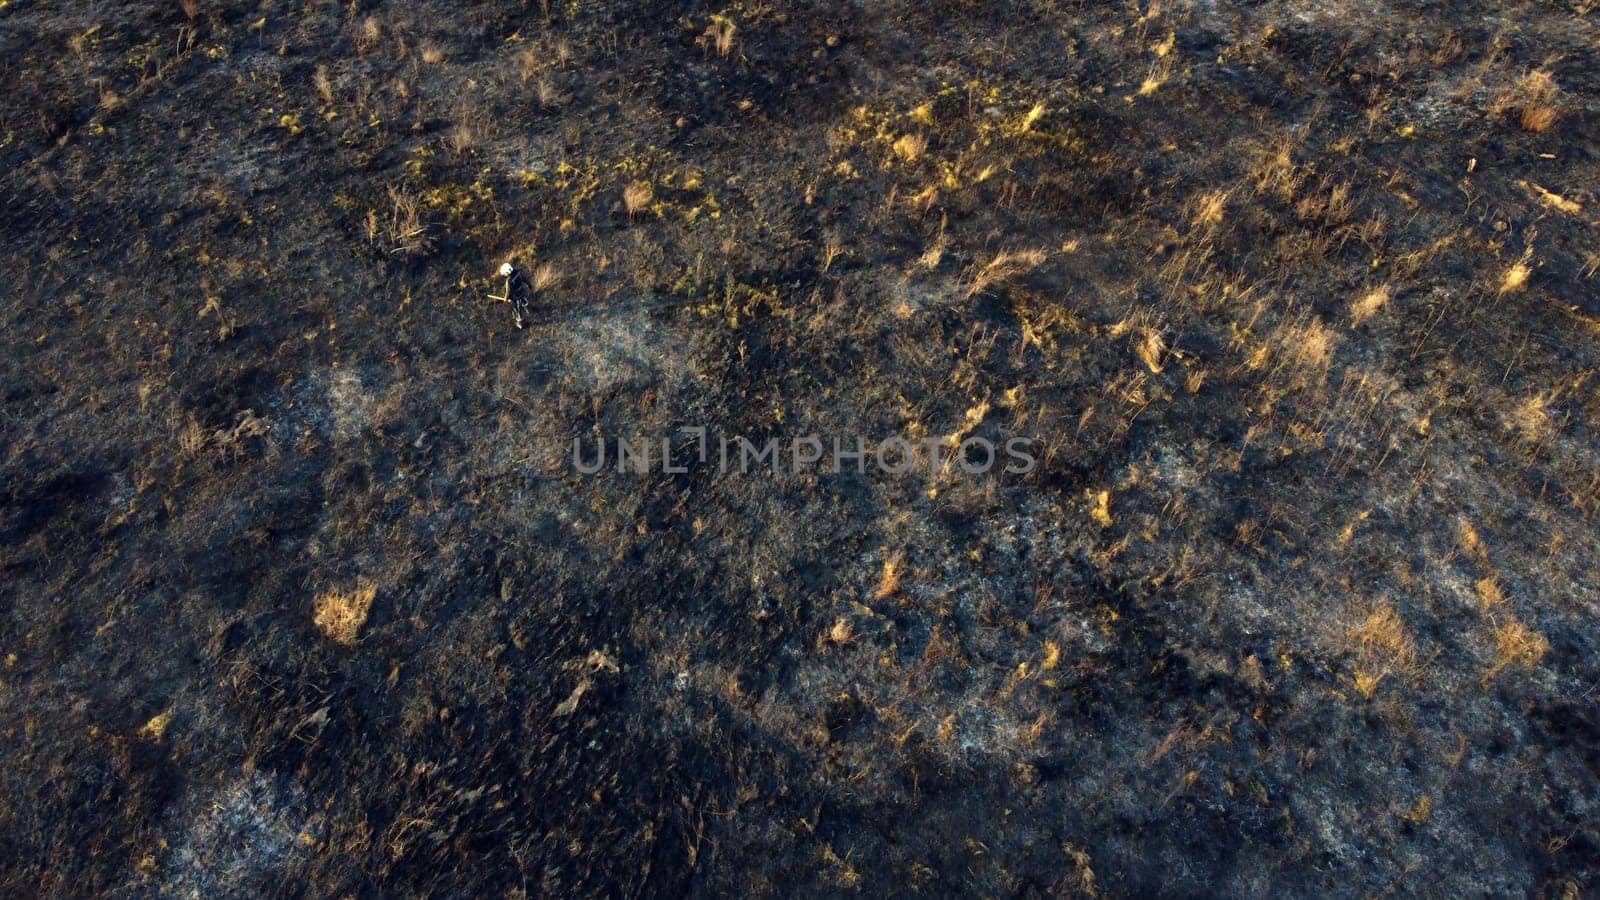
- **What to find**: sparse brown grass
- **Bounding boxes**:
[536,77,566,108]
[354,16,382,55]
[1251,137,1302,201]
[962,248,1047,299]
[1135,328,1165,374]
[447,119,479,156]
[313,64,334,106]
[531,262,559,292]
[1458,520,1489,562]
[314,585,376,645]
[369,186,432,256]
[1296,181,1353,225]
[1274,317,1337,383]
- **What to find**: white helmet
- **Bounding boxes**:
[498,262,515,277]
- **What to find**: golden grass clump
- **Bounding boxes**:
[874,555,903,600]
[698,15,736,58]
[1136,329,1165,374]
[1513,71,1560,133]
[892,133,927,162]
[139,710,173,742]
[1499,260,1531,294]
[1507,392,1556,444]
[314,585,376,645]
[1490,620,1548,675]
[1349,603,1416,698]
[1191,190,1228,227]
[1475,577,1506,610]
[825,618,855,647]
[1458,520,1488,562]
[1349,284,1391,325]
[1352,606,1411,657]
[1088,489,1113,528]
[1251,138,1301,200]
[623,180,654,217]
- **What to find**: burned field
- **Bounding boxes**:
[3,0,1600,895]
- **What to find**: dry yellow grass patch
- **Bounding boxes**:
[825,618,855,647]
[1508,392,1556,444]
[1088,489,1113,528]
[1490,70,1560,132]
[354,16,382,54]
[1349,604,1416,698]
[1352,606,1411,656]
[1458,520,1489,562]
[622,180,654,217]
[1403,795,1433,825]
[1136,328,1166,373]
[1490,620,1548,675]
[1191,190,1228,227]
[1518,181,1582,215]
[1521,106,1559,133]
[1041,640,1062,670]
[139,710,173,741]
[1251,138,1301,200]
[314,585,376,645]
[701,15,736,58]
[1350,284,1391,325]
[1514,71,1560,133]
[1352,670,1385,698]
[892,133,927,162]
[1475,577,1506,610]
[1136,61,1170,97]
[1499,260,1531,294]
[874,555,903,600]
[943,399,992,449]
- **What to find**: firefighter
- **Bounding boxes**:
[498,261,533,328]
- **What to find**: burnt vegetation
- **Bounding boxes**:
[2,0,1599,895]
